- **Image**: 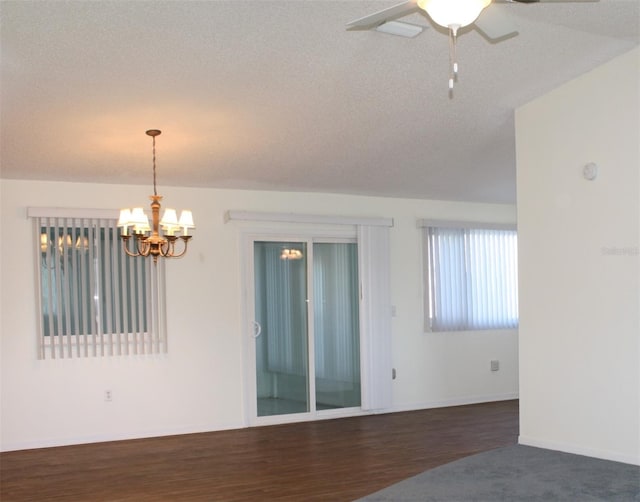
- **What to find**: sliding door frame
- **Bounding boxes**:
[240,227,364,427]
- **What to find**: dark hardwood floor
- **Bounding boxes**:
[1,400,518,501]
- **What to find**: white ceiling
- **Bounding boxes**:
[1,0,638,204]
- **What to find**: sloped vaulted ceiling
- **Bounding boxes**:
[1,0,638,203]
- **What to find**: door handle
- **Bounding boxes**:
[252,320,262,339]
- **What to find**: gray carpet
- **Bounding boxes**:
[357,445,640,501]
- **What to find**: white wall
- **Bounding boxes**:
[516,47,640,465]
[0,180,517,451]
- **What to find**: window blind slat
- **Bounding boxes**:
[35,219,45,359]
[62,219,73,358]
[145,260,152,355]
[80,220,89,356]
[71,219,81,356]
[90,218,101,356]
[102,220,114,356]
[41,218,55,354]
[121,232,130,356]
[150,260,159,354]
[53,217,65,358]
[130,256,138,355]
[135,256,144,355]
[110,224,120,355]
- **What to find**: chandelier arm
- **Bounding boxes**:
[159,237,175,257]
[170,236,192,259]
[122,247,142,258]
[121,235,142,258]
[136,235,152,257]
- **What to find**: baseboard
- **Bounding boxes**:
[0,423,242,453]
[2,396,519,452]
[389,392,519,414]
[518,435,640,466]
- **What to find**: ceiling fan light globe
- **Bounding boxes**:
[418,0,491,28]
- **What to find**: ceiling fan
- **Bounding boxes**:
[347,0,598,91]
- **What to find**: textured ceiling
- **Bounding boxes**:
[1,0,638,204]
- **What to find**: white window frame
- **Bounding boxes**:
[29,207,167,359]
[419,219,518,333]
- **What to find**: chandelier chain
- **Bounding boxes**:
[152,134,158,196]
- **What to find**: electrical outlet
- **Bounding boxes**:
[104,390,113,402]
[490,360,499,372]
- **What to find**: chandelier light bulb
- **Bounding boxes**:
[178,210,195,236]
[57,234,72,252]
[129,207,150,232]
[75,235,89,250]
[160,208,180,236]
[118,209,132,235]
[280,248,304,260]
[40,233,50,253]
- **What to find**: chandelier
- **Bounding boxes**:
[118,129,194,263]
[280,248,304,260]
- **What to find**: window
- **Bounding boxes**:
[422,221,518,332]
[30,209,165,358]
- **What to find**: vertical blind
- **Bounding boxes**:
[312,242,360,383]
[33,212,164,359]
[425,224,518,332]
[255,241,309,376]
[254,241,360,383]
[357,225,392,411]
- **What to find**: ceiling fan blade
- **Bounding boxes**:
[346,0,420,30]
[474,6,518,40]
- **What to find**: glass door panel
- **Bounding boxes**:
[254,241,309,417]
[313,242,361,410]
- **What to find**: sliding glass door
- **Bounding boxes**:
[251,238,360,421]
[254,241,310,416]
[312,242,361,411]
